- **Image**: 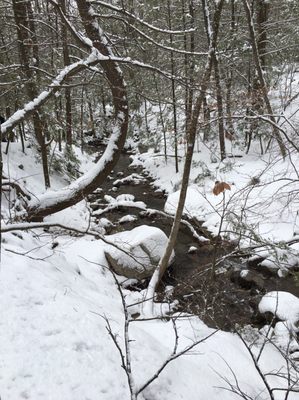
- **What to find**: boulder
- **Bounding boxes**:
[104,225,175,279]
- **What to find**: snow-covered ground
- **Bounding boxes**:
[131,141,299,275]
[1,129,299,398]
[1,222,298,400]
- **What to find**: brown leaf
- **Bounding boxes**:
[213,181,231,196]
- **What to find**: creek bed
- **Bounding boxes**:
[87,145,299,331]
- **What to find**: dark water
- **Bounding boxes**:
[87,146,299,330]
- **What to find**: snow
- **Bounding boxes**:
[2,69,299,399]
[2,139,299,399]
[240,269,249,278]
[132,141,299,271]
[113,173,146,186]
[188,246,197,253]
[165,185,205,218]
[259,291,299,331]
[1,227,297,399]
[119,214,138,224]
[104,225,175,278]
[92,194,146,217]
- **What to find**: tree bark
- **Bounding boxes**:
[145,0,225,304]
[26,0,129,220]
[242,0,286,158]
[213,54,226,160]
[60,0,73,146]
[167,0,179,173]
[202,0,225,160]
[12,0,51,188]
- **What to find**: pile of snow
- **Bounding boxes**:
[259,291,299,332]
[119,214,138,224]
[259,291,299,351]
[92,194,146,217]
[104,225,174,279]
[165,185,204,219]
[113,173,146,186]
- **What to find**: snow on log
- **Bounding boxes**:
[25,0,129,220]
[0,52,100,135]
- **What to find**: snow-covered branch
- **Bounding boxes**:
[91,0,196,35]
[0,52,100,135]
[95,13,208,57]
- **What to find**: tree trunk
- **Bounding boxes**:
[12,0,51,188]
[145,0,225,304]
[167,0,179,173]
[26,0,129,220]
[225,0,237,137]
[242,0,286,158]
[256,0,269,71]
[203,0,225,159]
[213,54,226,160]
[60,0,73,146]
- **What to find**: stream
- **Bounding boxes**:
[86,145,299,331]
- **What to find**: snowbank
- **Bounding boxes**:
[1,228,296,399]
[259,291,299,331]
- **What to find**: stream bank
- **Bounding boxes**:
[86,145,299,330]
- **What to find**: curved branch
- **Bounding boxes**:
[0,53,100,135]
[91,0,196,35]
[25,0,129,221]
[94,13,208,57]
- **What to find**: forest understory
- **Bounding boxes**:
[1,0,299,399]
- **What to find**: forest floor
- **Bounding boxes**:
[1,140,299,399]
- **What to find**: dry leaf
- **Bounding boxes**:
[213,181,231,196]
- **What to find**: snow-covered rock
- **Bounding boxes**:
[259,291,299,331]
[188,246,197,254]
[118,214,138,224]
[105,225,175,279]
[113,173,145,186]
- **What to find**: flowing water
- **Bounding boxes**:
[86,145,299,330]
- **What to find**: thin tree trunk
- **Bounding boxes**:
[256,0,269,71]
[5,107,11,154]
[80,86,84,152]
[203,95,210,141]
[202,0,225,160]
[242,0,286,158]
[225,0,237,137]
[145,0,225,307]
[60,0,72,146]
[225,71,234,135]
[186,0,195,131]
[26,0,129,220]
[154,77,167,164]
[167,0,179,173]
[182,0,195,137]
[12,0,51,188]
[213,54,226,160]
[88,100,95,137]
